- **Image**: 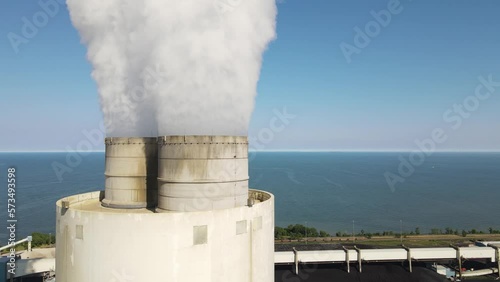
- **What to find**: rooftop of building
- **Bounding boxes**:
[56,189,272,214]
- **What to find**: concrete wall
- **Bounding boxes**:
[102,137,158,209]
[55,190,274,282]
[157,136,249,212]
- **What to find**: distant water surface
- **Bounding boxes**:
[0,152,499,244]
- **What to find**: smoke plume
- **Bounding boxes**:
[67,0,277,137]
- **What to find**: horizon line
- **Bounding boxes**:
[2,150,500,153]
[249,150,500,153]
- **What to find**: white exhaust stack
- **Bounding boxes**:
[101,137,158,209]
[157,135,249,212]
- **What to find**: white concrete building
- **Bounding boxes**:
[56,136,275,282]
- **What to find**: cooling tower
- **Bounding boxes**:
[56,136,275,281]
[101,137,158,209]
[157,135,248,212]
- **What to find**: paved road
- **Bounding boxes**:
[276,263,450,282]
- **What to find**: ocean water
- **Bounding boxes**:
[0,152,499,244]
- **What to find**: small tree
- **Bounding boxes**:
[307,227,319,237]
[430,228,442,235]
[31,232,55,247]
[275,227,288,239]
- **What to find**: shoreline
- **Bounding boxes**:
[276,233,500,249]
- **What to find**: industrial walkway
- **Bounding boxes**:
[275,245,500,279]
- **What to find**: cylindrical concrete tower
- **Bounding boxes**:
[56,190,274,282]
[157,135,249,212]
[56,136,275,282]
[101,137,158,209]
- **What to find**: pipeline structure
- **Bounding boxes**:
[275,244,500,279]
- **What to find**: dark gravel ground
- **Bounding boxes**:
[275,263,497,282]
[275,244,498,281]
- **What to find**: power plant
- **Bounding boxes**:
[55,136,275,281]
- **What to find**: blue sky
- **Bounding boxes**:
[1,0,499,151]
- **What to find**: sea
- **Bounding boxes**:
[0,152,499,244]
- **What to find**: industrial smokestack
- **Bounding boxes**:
[61,0,277,279]
[157,135,249,212]
[102,137,158,209]
[56,134,275,281]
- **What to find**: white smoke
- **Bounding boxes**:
[67,0,277,137]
